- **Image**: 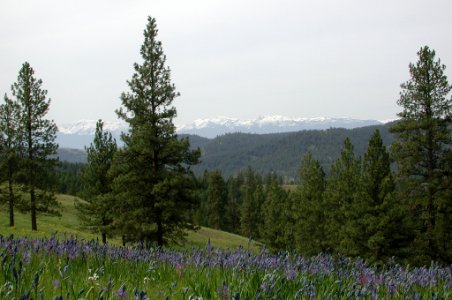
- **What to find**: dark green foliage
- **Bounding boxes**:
[76,120,117,244]
[205,170,227,230]
[56,148,87,163]
[0,94,22,226]
[390,46,452,264]
[291,152,327,255]
[10,62,59,230]
[359,130,401,263]
[57,126,395,181]
[223,173,243,234]
[261,173,290,252]
[110,16,200,246]
[55,162,85,196]
[324,138,361,256]
[192,124,394,179]
[240,168,264,240]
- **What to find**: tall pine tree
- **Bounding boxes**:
[359,130,402,263]
[76,120,117,244]
[110,17,200,246]
[11,62,59,230]
[0,94,22,226]
[390,46,452,264]
[206,170,227,230]
[224,173,243,234]
[261,172,289,252]
[240,168,264,240]
[324,138,361,255]
[291,152,327,256]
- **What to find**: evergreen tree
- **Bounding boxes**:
[206,170,227,230]
[192,171,209,227]
[11,62,59,230]
[324,138,361,255]
[240,168,264,240]
[291,152,326,256]
[110,17,200,246]
[390,46,452,264]
[360,130,401,263]
[56,162,85,196]
[261,172,289,252]
[224,173,243,234]
[76,120,117,244]
[0,94,22,226]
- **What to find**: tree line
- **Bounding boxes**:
[1,16,451,265]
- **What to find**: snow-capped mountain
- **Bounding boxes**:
[177,116,386,138]
[57,120,127,149]
[56,116,388,148]
[58,120,127,135]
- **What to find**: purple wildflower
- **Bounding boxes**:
[116,284,128,299]
[53,279,59,289]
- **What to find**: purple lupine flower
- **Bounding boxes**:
[116,284,128,299]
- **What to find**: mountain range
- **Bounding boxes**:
[56,117,396,180]
[57,116,390,148]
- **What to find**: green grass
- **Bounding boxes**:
[0,194,260,251]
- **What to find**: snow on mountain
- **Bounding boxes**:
[177,116,386,138]
[58,119,127,135]
[56,116,388,148]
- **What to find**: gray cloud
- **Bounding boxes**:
[1,0,451,127]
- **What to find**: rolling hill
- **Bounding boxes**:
[58,123,394,180]
[0,195,260,251]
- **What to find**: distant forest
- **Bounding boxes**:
[58,122,394,181]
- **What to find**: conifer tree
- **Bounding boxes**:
[11,62,59,230]
[360,130,401,262]
[240,168,264,240]
[324,138,361,255]
[261,173,289,252]
[224,173,243,234]
[76,120,117,244]
[110,17,200,246]
[0,94,22,226]
[390,46,452,263]
[291,152,326,255]
[206,170,227,230]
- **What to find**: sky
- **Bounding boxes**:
[1,0,452,127]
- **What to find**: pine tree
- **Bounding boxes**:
[291,152,326,256]
[324,138,361,255]
[110,17,200,246]
[206,170,227,230]
[0,94,22,226]
[360,130,400,263]
[240,168,264,240]
[390,46,452,264]
[11,62,59,230]
[76,120,117,244]
[224,173,243,234]
[261,172,289,252]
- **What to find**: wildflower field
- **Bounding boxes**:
[0,235,451,299]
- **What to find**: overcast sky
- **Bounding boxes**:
[1,0,451,127]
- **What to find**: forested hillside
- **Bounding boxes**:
[191,123,394,179]
[58,123,394,180]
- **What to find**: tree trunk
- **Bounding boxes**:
[156,212,164,247]
[102,232,107,244]
[8,175,14,227]
[31,187,37,231]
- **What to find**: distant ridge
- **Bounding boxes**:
[177,116,386,138]
[58,122,395,180]
[57,116,391,148]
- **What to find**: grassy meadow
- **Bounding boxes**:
[0,194,260,251]
[0,195,451,299]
